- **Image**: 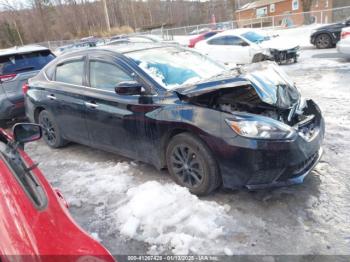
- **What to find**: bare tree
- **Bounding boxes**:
[301,0,315,24]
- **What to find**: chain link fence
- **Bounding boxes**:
[148,5,350,38]
[37,5,350,49]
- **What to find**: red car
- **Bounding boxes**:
[188,30,222,48]
[0,123,114,261]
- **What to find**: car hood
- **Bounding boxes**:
[175,61,300,109]
[258,37,299,51]
[315,22,345,31]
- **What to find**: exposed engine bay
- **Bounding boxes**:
[188,84,318,135]
[176,61,321,140]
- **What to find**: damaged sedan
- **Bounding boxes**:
[24,44,324,195]
[195,29,299,65]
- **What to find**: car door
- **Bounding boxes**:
[48,56,90,144]
[84,55,148,159]
[205,35,251,64]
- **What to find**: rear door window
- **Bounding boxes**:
[55,60,85,86]
[0,50,55,76]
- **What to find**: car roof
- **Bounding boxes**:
[55,43,180,61]
[97,43,174,54]
[0,44,49,57]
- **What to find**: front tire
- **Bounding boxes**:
[38,110,67,148]
[315,33,332,49]
[166,133,221,196]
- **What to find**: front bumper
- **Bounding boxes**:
[269,47,300,64]
[215,100,325,190]
[246,147,323,190]
[310,34,316,45]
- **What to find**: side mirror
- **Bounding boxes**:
[346,20,350,26]
[13,123,42,145]
[115,81,144,95]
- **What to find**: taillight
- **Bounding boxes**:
[0,73,17,82]
[22,83,29,94]
[341,31,350,39]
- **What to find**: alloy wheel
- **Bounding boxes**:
[170,144,204,188]
[41,116,57,145]
[316,35,331,48]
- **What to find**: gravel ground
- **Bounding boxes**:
[25,48,350,255]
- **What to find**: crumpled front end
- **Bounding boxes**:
[268,46,300,64]
[177,61,324,190]
[217,99,325,190]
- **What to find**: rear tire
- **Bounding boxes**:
[166,133,221,196]
[315,33,332,49]
[38,110,67,148]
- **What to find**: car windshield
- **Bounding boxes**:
[0,50,55,76]
[241,31,266,43]
[125,47,226,90]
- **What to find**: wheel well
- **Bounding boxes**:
[160,128,189,168]
[34,106,45,123]
[316,32,334,40]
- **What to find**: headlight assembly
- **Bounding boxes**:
[225,117,296,140]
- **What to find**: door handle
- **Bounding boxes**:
[84,101,98,109]
[47,94,56,100]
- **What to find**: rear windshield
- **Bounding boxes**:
[0,50,55,76]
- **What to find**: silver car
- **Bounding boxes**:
[0,45,55,126]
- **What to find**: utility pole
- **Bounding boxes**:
[13,20,23,45]
[102,0,111,32]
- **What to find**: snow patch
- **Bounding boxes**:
[59,161,135,206]
[113,181,233,254]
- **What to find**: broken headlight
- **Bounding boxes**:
[225,116,296,140]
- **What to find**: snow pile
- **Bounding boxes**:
[58,161,134,206]
[113,181,233,254]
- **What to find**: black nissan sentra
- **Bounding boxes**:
[25,44,324,195]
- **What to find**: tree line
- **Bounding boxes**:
[0,0,236,48]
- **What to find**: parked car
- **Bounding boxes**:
[188,30,222,48]
[55,38,106,56]
[0,45,55,127]
[195,29,299,65]
[0,123,114,260]
[189,27,211,35]
[25,44,324,195]
[337,27,350,57]
[311,18,350,49]
[107,35,178,46]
